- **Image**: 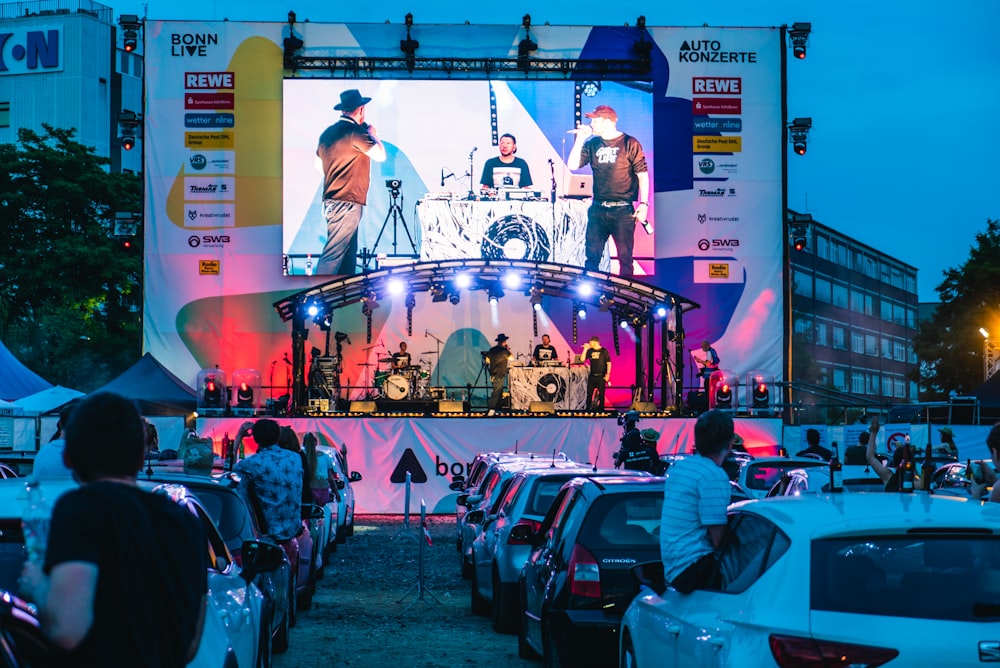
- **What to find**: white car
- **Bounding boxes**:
[734,456,828,498]
[621,493,1000,667]
[318,444,362,543]
[766,464,887,496]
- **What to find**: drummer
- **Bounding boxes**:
[391,342,412,371]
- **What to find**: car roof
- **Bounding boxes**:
[565,476,665,492]
[733,493,1000,536]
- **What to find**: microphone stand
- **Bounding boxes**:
[425,330,444,387]
[466,148,477,200]
[548,158,557,204]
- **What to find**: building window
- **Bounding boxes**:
[864,254,878,279]
[910,380,918,399]
[880,261,891,284]
[905,272,916,293]
[832,283,848,308]
[867,373,880,395]
[893,303,905,326]
[815,235,829,261]
[815,322,828,346]
[850,289,864,313]
[882,337,892,358]
[891,267,904,289]
[852,331,865,354]
[815,277,832,304]
[865,334,878,356]
[906,307,916,328]
[894,377,906,398]
[882,375,893,397]
[864,294,874,316]
[894,341,906,362]
[880,299,892,321]
[794,318,811,335]
[793,270,813,297]
[851,371,865,394]
[832,326,846,350]
[0,101,9,128]
[833,368,847,392]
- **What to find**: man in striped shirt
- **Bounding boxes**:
[659,409,734,593]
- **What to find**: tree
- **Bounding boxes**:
[912,219,1000,399]
[0,125,142,390]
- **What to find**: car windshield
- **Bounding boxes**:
[811,534,1000,622]
[745,461,824,490]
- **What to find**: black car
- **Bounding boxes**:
[516,476,664,667]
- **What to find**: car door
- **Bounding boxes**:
[521,486,578,652]
[476,475,525,600]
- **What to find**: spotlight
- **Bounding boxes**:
[405,292,416,309]
[517,14,537,72]
[203,377,223,408]
[789,22,811,60]
[790,212,812,251]
[575,302,587,320]
[117,110,140,151]
[387,278,405,296]
[236,382,254,408]
[577,281,594,297]
[715,382,733,410]
[788,117,812,156]
[654,305,668,319]
[283,34,304,68]
[792,228,807,251]
[400,13,419,72]
[449,292,460,306]
[307,303,319,317]
[502,271,522,290]
[619,317,629,330]
[581,81,601,97]
[752,379,770,410]
[455,273,472,289]
[118,14,141,52]
[599,294,613,312]
[487,284,504,304]
[430,282,447,302]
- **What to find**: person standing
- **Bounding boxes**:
[582,335,612,411]
[480,133,533,189]
[31,403,75,480]
[567,105,649,277]
[235,419,304,541]
[532,334,557,364]
[19,392,208,666]
[315,88,386,276]
[486,333,512,415]
[303,433,334,506]
[659,409,734,594]
[936,426,959,458]
[615,410,646,470]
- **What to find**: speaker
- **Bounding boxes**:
[349,401,376,413]
[685,391,708,415]
[437,401,465,413]
[631,401,656,412]
[529,401,556,414]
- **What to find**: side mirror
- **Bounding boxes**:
[302,503,325,521]
[240,539,284,583]
[456,494,469,506]
[349,471,362,483]
[336,479,346,490]
[509,524,539,546]
[465,509,485,525]
[448,480,466,492]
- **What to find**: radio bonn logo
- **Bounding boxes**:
[189,154,208,171]
[698,158,715,175]
[188,234,230,248]
[699,238,740,251]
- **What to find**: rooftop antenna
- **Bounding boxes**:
[515,439,519,454]
[593,432,604,472]
[551,449,557,468]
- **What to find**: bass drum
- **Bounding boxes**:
[385,373,409,400]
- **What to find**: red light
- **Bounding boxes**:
[567,543,601,598]
[721,384,730,393]
[124,43,134,52]
[757,383,766,393]
[207,381,216,391]
[240,382,249,391]
[769,634,898,668]
[123,240,132,249]
[122,136,135,150]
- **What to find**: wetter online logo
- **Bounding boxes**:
[189,154,207,171]
[699,158,715,175]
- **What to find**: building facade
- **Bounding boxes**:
[0,0,141,173]
[789,209,919,403]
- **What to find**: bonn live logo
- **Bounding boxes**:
[171,33,218,56]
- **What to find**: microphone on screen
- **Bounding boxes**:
[441,169,445,187]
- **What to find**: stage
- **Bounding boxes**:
[195,414,784,514]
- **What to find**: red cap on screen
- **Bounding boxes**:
[584,105,618,121]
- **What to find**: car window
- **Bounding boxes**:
[526,479,573,517]
[490,478,516,514]
[582,494,663,547]
[811,534,1000,622]
[495,476,525,516]
[189,500,234,572]
[717,512,789,593]
[544,489,578,547]
[187,487,251,545]
[745,462,823,491]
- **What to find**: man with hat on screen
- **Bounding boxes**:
[567,104,649,277]
[936,426,959,458]
[315,88,386,275]
[486,334,512,415]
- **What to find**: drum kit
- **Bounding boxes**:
[370,357,433,400]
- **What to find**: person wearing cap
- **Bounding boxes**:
[936,426,958,458]
[615,410,642,469]
[486,334,512,415]
[315,88,386,276]
[567,104,649,277]
[582,335,612,411]
[480,133,533,190]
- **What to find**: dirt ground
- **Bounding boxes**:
[273,515,540,668]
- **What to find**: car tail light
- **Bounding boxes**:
[769,634,899,667]
[507,519,542,545]
[567,544,601,598]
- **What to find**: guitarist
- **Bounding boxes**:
[693,340,720,393]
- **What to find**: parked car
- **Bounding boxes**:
[517,476,665,667]
[458,455,581,578]
[0,587,53,666]
[137,468,294,654]
[734,456,827,498]
[469,466,648,632]
[318,444,362,543]
[766,464,891,497]
[0,463,18,479]
[620,492,1000,668]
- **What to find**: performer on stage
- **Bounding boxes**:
[486,333,512,415]
[532,334,558,365]
[582,335,612,411]
[480,133,533,189]
[391,341,412,370]
[693,340,720,393]
[567,105,649,277]
[315,89,386,276]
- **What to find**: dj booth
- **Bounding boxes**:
[508,364,589,411]
[416,196,609,269]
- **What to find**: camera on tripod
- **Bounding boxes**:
[385,178,402,194]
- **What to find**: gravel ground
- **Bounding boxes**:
[273,515,541,668]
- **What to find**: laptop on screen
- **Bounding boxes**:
[563,174,593,199]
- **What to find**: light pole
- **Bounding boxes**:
[981,328,998,381]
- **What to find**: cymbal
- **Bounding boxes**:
[421,351,439,355]
[357,363,377,366]
[378,357,395,363]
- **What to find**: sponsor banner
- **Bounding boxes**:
[185,92,235,109]
[199,260,221,274]
[169,31,223,57]
[696,238,741,252]
[188,233,232,248]
[184,176,235,201]
[185,131,234,149]
[184,71,235,88]
[184,203,235,228]
[693,259,744,283]
[677,38,759,64]
[692,117,742,133]
[184,112,235,128]
[185,151,235,174]
[694,136,742,152]
[696,186,737,198]
[0,26,62,76]
[692,77,742,94]
[693,98,742,114]
[696,212,742,225]
[693,156,739,177]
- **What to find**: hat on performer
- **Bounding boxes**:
[625,409,640,422]
[495,333,510,343]
[939,426,954,437]
[584,105,618,121]
[334,89,372,111]
[640,428,660,442]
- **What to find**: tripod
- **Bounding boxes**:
[372,181,418,258]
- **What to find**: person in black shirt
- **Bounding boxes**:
[567,105,649,277]
[486,333,512,415]
[392,341,412,371]
[583,335,612,411]
[796,428,832,461]
[480,133,533,190]
[532,334,557,365]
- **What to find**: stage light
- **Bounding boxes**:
[788,117,812,155]
[577,281,594,297]
[575,302,587,320]
[502,271,522,290]
[455,273,472,289]
[619,317,629,330]
[400,12,419,72]
[487,284,504,304]
[517,14,537,72]
[599,294,613,312]
[715,382,733,410]
[752,379,770,410]
[654,305,668,319]
[283,34,304,68]
[789,22,811,60]
[203,377,223,408]
[236,382,254,408]
[581,81,601,97]
[405,292,416,309]
[790,212,812,251]
[117,110,140,151]
[792,229,807,251]
[307,303,319,317]
[119,14,141,52]
[387,277,405,296]
[449,292,461,305]
[430,282,446,302]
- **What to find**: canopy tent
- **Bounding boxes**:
[0,398,24,416]
[12,385,85,415]
[0,340,52,401]
[89,353,197,416]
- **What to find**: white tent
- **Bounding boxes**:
[12,385,84,415]
[0,398,24,416]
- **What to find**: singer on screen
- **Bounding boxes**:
[566,105,649,277]
[314,89,386,276]
[479,133,533,190]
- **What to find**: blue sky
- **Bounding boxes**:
[119,0,1000,301]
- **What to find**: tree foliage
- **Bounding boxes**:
[0,125,142,391]
[913,219,1000,399]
